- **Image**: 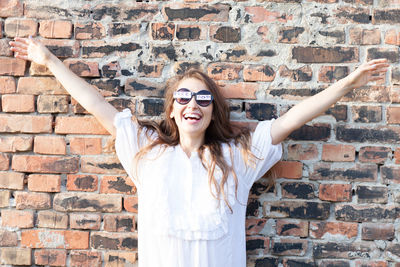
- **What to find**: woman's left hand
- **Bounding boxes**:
[345,58,389,90]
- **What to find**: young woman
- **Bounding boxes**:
[10,37,388,267]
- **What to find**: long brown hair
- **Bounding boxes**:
[134,69,255,211]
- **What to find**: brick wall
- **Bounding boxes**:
[0,0,399,266]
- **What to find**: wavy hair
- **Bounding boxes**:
[133,69,256,211]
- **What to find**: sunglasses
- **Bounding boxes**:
[173,88,214,107]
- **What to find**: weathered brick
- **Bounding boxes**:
[100,175,136,195]
[64,60,100,77]
[347,85,391,102]
[12,155,79,173]
[361,223,394,241]
[21,229,89,249]
[315,29,345,44]
[282,182,314,199]
[248,257,279,267]
[176,24,206,40]
[243,65,275,82]
[269,88,323,100]
[137,61,164,78]
[334,6,370,23]
[355,260,388,267]
[373,9,400,24]
[245,102,276,121]
[266,201,330,220]
[0,191,10,208]
[107,98,136,113]
[0,229,17,246]
[137,98,164,117]
[0,248,31,265]
[34,136,66,155]
[249,177,274,198]
[349,28,381,45]
[1,94,35,113]
[245,6,292,23]
[319,184,352,202]
[271,238,307,256]
[28,174,61,192]
[37,95,69,113]
[221,46,249,62]
[17,77,67,95]
[217,82,258,99]
[173,61,202,74]
[0,76,16,94]
[210,25,241,43]
[278,26,305,43]
[151,22,175,40]
[124,196,138,213]
[75,22,105,40]
[0,0,23,17]
[70,213,101,230]
[102,61,121,78]
[39,20,72,38]
[55,116,108,135]
[70,250,101,267]
[90,79,122,97]
[53,192,122,212]
[90,231,138,250]
[246,236,269,255]
[279,65,312,82]
[41,39,80,58]
[69,138,102,155]
[29,62,52,76]
[34,249,67,266]
[37,210,68,229]
[312,163,377,182]
[359,146,390,164]
[207,63,242,80]
[92,3,158,21]
[368,47,399,63]
[318,260,350,267]
[322,144,356,162]
[335,204,399,222]
[287,144,318,161]
[283,259,316,267]
[357,185,388,204]
[382,166,400,184]
[318,66,349,83]
[163,3,229,21]
[0,154,9,171]
[15,191,51,210]
[292,47,358,63]
[0,57,26,76]
[81,40,141,58]
[336,125,400,143]
[272,161,303,179]
[247,198,262,217]
[289,123,331,141]
[310,221,358,239]
[80,156,124,174]
[313,241,376,259]
[0,114,52,133]
[352,106,382,123]
[0,171,23,189]
[276,219,308,237]
[108,22,140,38]
[4,18,37,37]
[245,218,267,236]
[385,29,400,45]
[23,3,87,20]
[125,78,163,97]
[104,251,137,266]
[103,214,135,232]
[1,210,34,228]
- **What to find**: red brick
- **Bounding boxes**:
[359,146,391,164]
[37,210,68,229]
[90,231,137,250]
[342,85,389,103]
[207,63,242,80]
[334,6,370,24]
[53,193,122,212]
[0,57,26,76]
[69,137,102,155]
[310,221,358,239]
[385,29,400,45]
[0,248,31,265]
[1,94,35,113]
[279,65,312,82]
[34,136,66,155]
[21,229,89,249]
[0,0,23,17]
[210,25,241,43]
[124,196,138,213]
[15,191,51,210]
[243,65,275,82]
[75,22,106,40]
[0,76,16,93]
[349,28,381,45]
[287,144,318,160]
[0,229,17,246]
[80,156,125,174]
[100,175,136,194]
[81,40,141,58]
[67,174,98,192]
[0,114,52,133]
[322,144,355,162]
[37,95,69,113]
[163,3,229,22]
[355,261,388,267]
[352,105,382,123]
[64,59,100,77]
[12,155,79,173]
[246,235,269,255]
[278,26,305,44]
[318,66,349,83]
[361,223,394,241]
[271,161,303,179]
[103,214,135,232]
[1,210,34,228]
[4,18,37,37]
[394,148,400,164]
[137,61,164,78]
[0,136,32,152]
[271,238,307,256]
[104,251,137,266]
[151,22,175,40]
[39,20,72,38]
[387,106,400,124]
[245,218,267,235]
[34,249,67,266]
[245,6,292,23]
[0,171,24,190]
[28,174,61,192]
[0,191,10,208]
[276,219,308,237]
[0,154,9,171]
[108,22,141,38]
[319,184,352,202]
[70,213,101,230]
[40,39,79,58]
[176,24,207,40]
[17,77,67,95]
[55,116,108,135]
[70,250,101,267]
[29,62,52,76]
[217,82,258,99]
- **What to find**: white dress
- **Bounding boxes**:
[114,109,282,267]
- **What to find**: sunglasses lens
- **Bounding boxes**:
[195,90,213,107]
[173,89,192,105]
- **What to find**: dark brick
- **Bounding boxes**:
[250,257,279,267]
[373,9,400,24]
[125,79,163,97]
[245,103,276,121]
[335,204,399,222]
[101,61,121,78]
[311,163,377,182]
[342,86,390,103]
[310,12,329,24]
[362,223,394,241]
[245,218,267,235]
[334,6,370,23]
[279,65,312,82]
[108,23,140,37]
[92,4,157,21]
[53,193,121,212]
[313,242,374,259]
[222,47,248,62]
[343,0,373,4]
[256,50,277,57]
[358,146,390,164]
[163,4,229,22]
[292,47,358,63]
[269,88,324,98]
[318,30,345,44]
[271,239,307,256]
[357,186,388,204]
[386,243,400,256]
[319,66,349,83]
[276,220,308,237]
[318,260,351,267]
[352,106,382,123]
[176,25,202,40]
[250,179,274,198]
[283,259,316,267]
[392,67,400,85]
[266,201,330,220]
[174,62,202,75]
[90,232,137,250]
[139,98,164,117]
[246,236,268,254]
[152,44,177,61]
[278,27,305,43]
[151,23,175,40]
[281,182,315,199]
[137,61,164,78]
[75,22,106,39]
[325,105,347,121]
[288,123,330,141]
[246,198,261,217]
[90,79,122,97]
[367,47,399,63]
[211,26,241,43]
[381,166,400,184]
[108,98,135,112]
[336,125,400,143]
[82,42,141,58]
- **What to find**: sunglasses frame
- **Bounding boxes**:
[173,88,214,107]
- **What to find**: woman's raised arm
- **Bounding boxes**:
[270,58,389,145]
[10,37,119,136]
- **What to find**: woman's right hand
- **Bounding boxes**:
[9,37,53,66]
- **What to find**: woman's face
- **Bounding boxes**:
[170,78,213,142]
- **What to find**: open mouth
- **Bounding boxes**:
[183,113,202,121]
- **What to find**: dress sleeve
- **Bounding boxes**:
[242,120,283,188]
[114,109,153,187]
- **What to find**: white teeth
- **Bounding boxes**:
[183,113,201,120]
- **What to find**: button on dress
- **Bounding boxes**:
[114,109,282,267]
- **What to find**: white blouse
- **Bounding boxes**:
[114,109,282,267]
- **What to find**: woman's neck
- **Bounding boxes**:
[179,135,204,157]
